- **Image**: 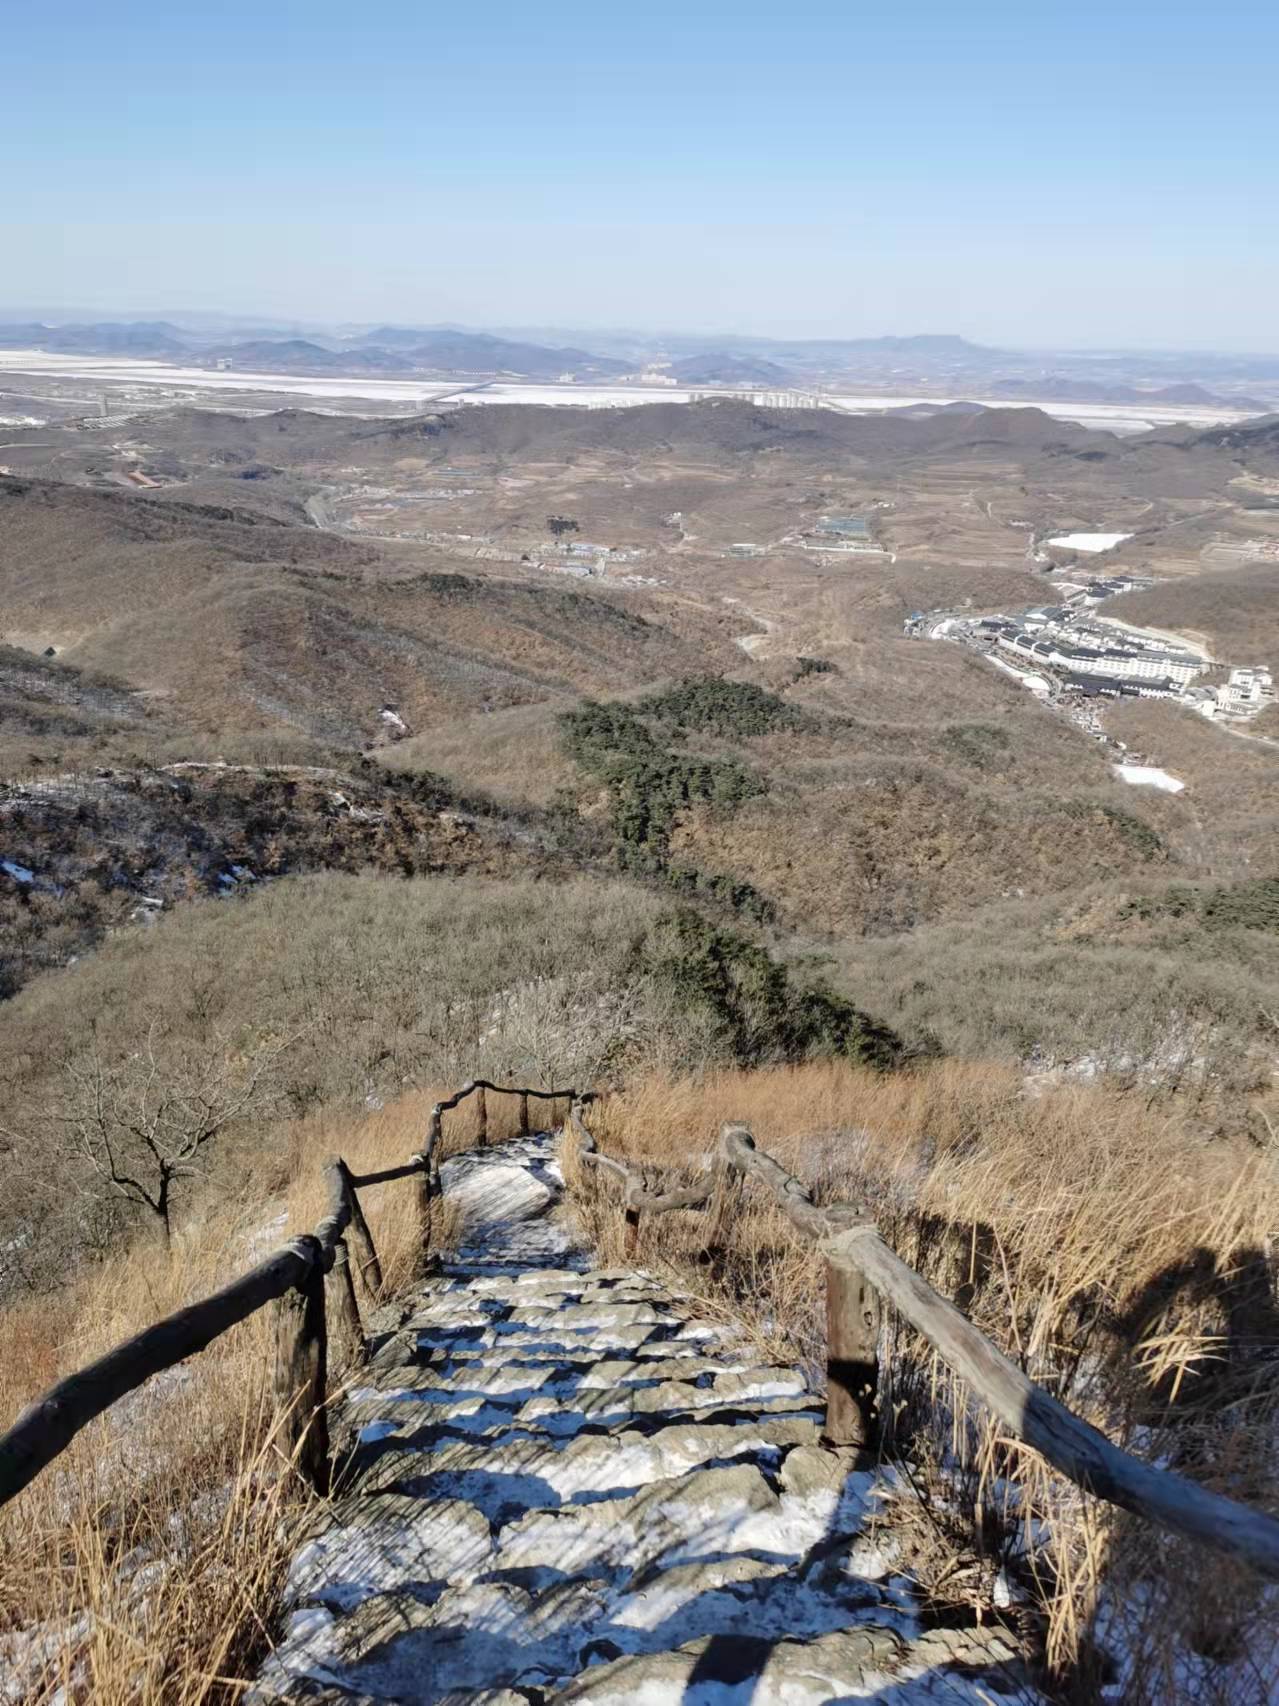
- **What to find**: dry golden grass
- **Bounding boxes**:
[0,1081,538,1703]
[377,700,579,811]
[565,1061,1279,1702]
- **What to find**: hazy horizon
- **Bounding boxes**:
[7,1,1279,351]
[3,306,1279,363]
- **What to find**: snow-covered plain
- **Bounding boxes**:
[0,351,464,406]
[0,351,1256,434]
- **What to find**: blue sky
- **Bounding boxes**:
[5,0,1277,347]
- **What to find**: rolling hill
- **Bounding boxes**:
[0,475,732,745]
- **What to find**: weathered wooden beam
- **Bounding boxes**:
[476,1085,488,1147]
[336,1160,385,1298]
[719,1124,867,1241]
[631,1181,712,1214]
[823,1257,880,1451]
[569,1097,598,1149]
[518,1091,530,1136]
[0,1240,314,1507]
[272,1241,329,1493]
[344,1158,426,1190]
[579,1149,629,1183]
[433,1079,579,1114]
[311,1160,355,1262]
[327,1238,365,1368]
[577,1151,710,1215]
[413,1151,434,1268]
[821,1224,1279,1584]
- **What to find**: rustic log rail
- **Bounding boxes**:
[568,1115,1279,1584]
[572,1106,711,1253]
[0,1080,581,1508]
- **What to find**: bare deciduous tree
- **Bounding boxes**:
[48,1025,290,1244]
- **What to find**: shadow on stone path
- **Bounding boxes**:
[254,1134,1039,1704]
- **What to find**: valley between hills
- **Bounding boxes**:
[3,395,1279,1702]
[4,397,1278,1100]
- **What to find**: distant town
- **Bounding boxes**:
[912,554,1273,730]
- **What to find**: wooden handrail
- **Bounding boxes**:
[578,1149,710,1253]
[570,1101,709,1251]
[719,1124,869,1240]
[823,1223,1279,1584]
[433,1079,579,1114]
[0,1076,587,1508]
[0,1237,319,1506]
[345,1158,426,1189]
[722,1122,1279,1584]
[426,1079,578,1154]
[566,1113,1279,1585]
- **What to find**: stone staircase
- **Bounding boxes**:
[254,1134,1034,1704]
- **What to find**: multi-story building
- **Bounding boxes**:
[998,630,1204,689]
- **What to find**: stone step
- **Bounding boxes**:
[352,1414,821,1501]
[266,1457,894,1700]
[255,1129,1038,1706]
[348,1369,810,1419]
[352,1354,771,1400]
[546,1621,1030,1705]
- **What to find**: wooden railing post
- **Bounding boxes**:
[569,1095,594,1147]
[704,1154,745,1259]
[476,1085,488,1146]
[823,1256,880,1453]
[327,1238,365,1367]
[413,1152,434,1269]
[272,1240,329,1493]
[335,1158,383,1298]
[518,1091,530,1136]
[427,1103,444,1194]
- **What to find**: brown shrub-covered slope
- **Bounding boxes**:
[1105,555,1279,659]
[0,758,567,999]
[0,476,731,743]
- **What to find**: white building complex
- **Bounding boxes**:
[996,626,1206,692]
[1189,667,1275,720]
[924,586,1272,723]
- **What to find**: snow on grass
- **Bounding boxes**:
[1045,531,1133,552]
[1113,763,1185,793]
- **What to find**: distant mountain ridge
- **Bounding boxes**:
[1,319,1276,407]
[353,330,629,380]
[0,321,190,357]
[0,320,631,380]
[987,376,1269,411]
[667,352,798,386]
